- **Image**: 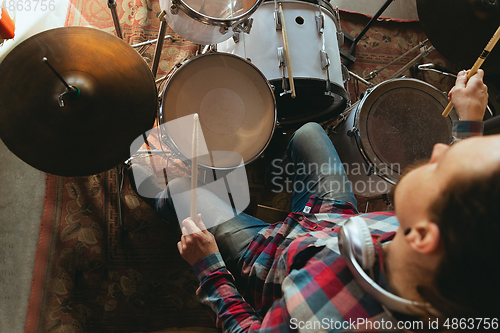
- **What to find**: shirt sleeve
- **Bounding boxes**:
[193,252,264,332]
[452,120,484,140]
[193,252,291,332]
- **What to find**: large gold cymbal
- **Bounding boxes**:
[0,27,157,177]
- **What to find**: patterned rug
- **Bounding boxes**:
[26,1,455,332]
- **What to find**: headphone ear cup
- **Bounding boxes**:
[338,217,440,316]
[348,216,376,270]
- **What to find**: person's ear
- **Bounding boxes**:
[405,221,441,254]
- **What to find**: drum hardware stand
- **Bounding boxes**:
[364,39,430,81]
[151,10,168,78]
[132,35,175,56]
[116,164,129,246]
[349,71,374,88]
[231,18,254,43]
[232,18,254,43]
[388,45,435,79]
[327,100,360,136]
[132,36,175,49]
[341,0,396,67]
[417,63,457,78]
[107,0,123,39]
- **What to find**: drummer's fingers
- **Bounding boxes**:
[454,70,468,89]
[466,69,486,90]
[183,218,203,236]
[448,87,454,101]
[194,214,208,233]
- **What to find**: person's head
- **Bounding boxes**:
[392,134,500,318]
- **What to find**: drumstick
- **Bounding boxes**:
[190,113,199,220]
[278,3,296,98]
[442,25,500,117]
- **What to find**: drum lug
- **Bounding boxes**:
[274,10,282,30]
[332,6,344,47]
[334,6,341,23]
[233,33,240,44]
[277,47,290,94]
[219,25,229,35]
[347,127,358,137]
[320,50,330,70]
[315,13,325,35]
[233,18,253,35]
[170,0,179,15]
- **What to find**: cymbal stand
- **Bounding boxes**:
[132,35,175,56]
[107,0,123,39]
[116,164,127,246]
[388,45,435,79]
[151,11,168,78]
[364,39,430,81]
[341,0,395,67]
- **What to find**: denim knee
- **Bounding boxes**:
[287,122,324,156]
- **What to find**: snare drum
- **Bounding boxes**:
[160,0,263,45]
[218,0,348,127]
[331,78,458,198]
[160,52,276,170]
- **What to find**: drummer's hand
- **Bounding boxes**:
[448,69,488,121]
[177,213,219,266]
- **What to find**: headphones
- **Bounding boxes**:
[338,216,441,317]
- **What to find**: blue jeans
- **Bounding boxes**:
[156,122,357,272]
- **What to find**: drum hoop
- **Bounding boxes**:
[159,52,277,170]
[352,78,458,183]
[172,0,265,27]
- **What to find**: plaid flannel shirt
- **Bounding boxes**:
[193,121,482,332]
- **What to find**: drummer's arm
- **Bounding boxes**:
[178,216,265,331]
[448,69,488,139]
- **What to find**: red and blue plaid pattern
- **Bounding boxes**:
[192,121,481,332]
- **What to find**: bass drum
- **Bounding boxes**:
[218,0,348,128]
[160,52,276,170]
[331,78,458,198]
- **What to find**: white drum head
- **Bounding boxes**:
[161,53,276,169]
[181,0,259,20]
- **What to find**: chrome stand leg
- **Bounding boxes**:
[152,11,168,78]
[108,0,123,39]
[115,165,127,245]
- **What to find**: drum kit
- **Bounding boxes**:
[0,0,499,202]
